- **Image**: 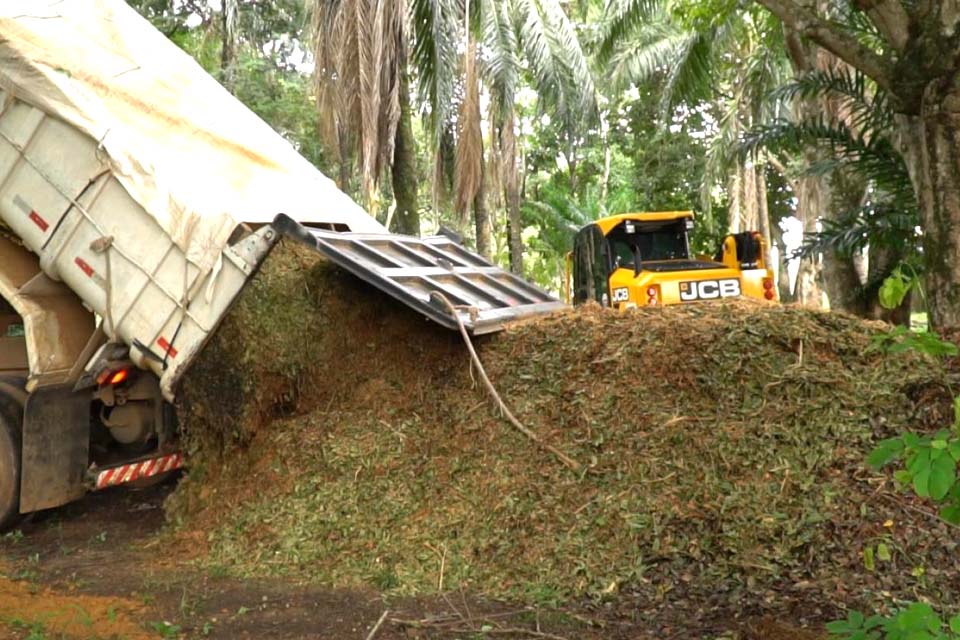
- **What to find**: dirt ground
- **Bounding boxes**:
[0,479,828,640]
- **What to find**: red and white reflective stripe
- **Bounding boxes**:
[94,452,183,490]
[29,211,49,231]
[157,336,178,359]
[75,257,95,278]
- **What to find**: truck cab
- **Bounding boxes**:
[567,211,777,308]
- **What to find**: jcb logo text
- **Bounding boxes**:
[679,279,741,301]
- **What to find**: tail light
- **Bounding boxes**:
[646,285,659,306]
[97,367,130,386]
[762,278,775,300]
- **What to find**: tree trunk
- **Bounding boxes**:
[756,161,773,267]
[390,63,419,236]
[741,160,759,231]
[897,106,960,329]
[337,129,352,193]
[474,157,491,260]
[600,110,612,204]
[565,132,578,194]
[772,223,794,302]
[792,126,828,308]
[728,169,742,233]
[821,169,869,314]
[503,112,523,275]
[220,0,238,93]
[782,7,833,309]
[822,254,867,314]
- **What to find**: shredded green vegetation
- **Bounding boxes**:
[168,241,959,624]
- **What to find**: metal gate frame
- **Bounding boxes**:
[273,214,564,334]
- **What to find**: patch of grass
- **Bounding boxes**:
[3,529,23,545]
[148,620,181,638]
[7,618,48,640]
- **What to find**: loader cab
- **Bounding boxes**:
[570,212,701,305]
[606,217,693,270]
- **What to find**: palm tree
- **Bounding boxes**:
[221,0,238,92]
[740,67,917,322]
[310,0,420,235]
[311,0,595,263]
[429,0,596,263]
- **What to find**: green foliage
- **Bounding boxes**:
[149,620,183,639]
[520,72,721,289]
[842,292,960,639]
[879,270,911,311]
[869,427,960,507]
[742,67,920,279]
[7,618,49,640]
[827,603,960,640]
[870,326,958,358]
[230,51,334,175]
[879,265,926,311]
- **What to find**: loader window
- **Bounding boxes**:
[608,219,690,269]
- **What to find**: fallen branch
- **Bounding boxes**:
[441,626,570,639]
[431,292,582,473]
[391,617,571,640]
[365,610,389,640]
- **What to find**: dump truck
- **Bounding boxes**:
[0,0,562,530]
[566,211,777,308]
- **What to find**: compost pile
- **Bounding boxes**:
[168,241,959,633]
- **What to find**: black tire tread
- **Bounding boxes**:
[0,377,23,530]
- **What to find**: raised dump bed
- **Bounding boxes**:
[0,0,562,522]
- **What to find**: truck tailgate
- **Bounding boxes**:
[274,215,564,334]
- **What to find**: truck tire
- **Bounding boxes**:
[0,399,21,531]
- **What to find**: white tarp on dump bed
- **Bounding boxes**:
[0,0,385,271]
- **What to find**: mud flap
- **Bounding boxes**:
[20,386,89,513]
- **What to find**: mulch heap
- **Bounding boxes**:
[167,241,960,634]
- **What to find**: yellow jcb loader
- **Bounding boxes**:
[565,211,777,308]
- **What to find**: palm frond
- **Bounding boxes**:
[738,22,791,119]
[739,117,909,201]
[829,3,889,54]
[772,67,891,133]
[310,0,404,204]
[455,39,484,220]
[355,0,378,201]
[597,0,663,63]
[700,95,742,211]
[604,20,691,90]
[659,27,713,113]
[797,204,919,258]
[481,0,520,116]
[513,0,597,126]
[410,0,459,142]
[540,0,596,115]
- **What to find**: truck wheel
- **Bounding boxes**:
[0,403,21,531]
